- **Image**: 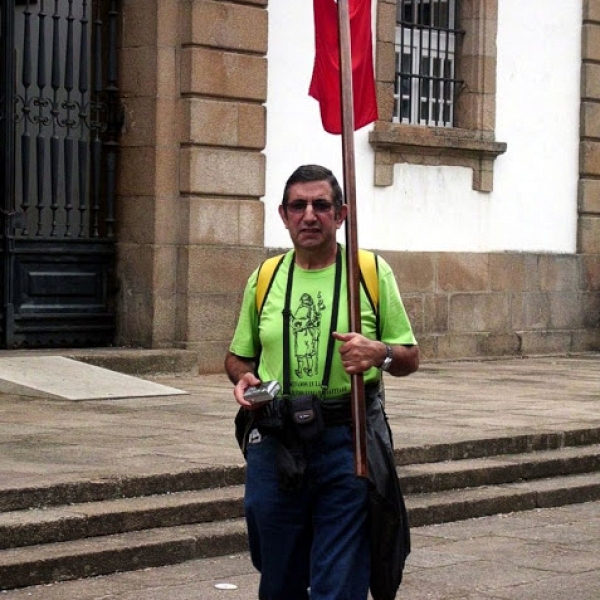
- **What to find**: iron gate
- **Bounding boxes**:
[0,0,122,348]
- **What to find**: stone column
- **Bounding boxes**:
[117,0,268,372]
[178,0,268,371]
[580,0,600,253]
[117,0,181,349]
[579,0,600,349]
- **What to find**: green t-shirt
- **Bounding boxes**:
[229,248,417,400]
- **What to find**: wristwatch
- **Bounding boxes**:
[379,345,393,372]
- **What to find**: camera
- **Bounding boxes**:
[243,380,281,404]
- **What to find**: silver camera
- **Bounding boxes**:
[243,380,281,404]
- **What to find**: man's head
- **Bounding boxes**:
[278,165,347,263]
[282,165,344,216]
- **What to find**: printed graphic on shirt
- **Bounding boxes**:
[291,291,326,379]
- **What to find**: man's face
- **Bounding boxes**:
[279,180,347,254]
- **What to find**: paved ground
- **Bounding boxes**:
[1,354,599,489]
[2,500,599,599]
[0,353,599,598]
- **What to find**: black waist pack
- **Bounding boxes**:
[289,394,325,442]
[234,397,286,456]
[235,396,324,492]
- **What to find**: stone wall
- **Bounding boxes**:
[384,251,600,359]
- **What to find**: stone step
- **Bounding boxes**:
[0,519,248,591]
[1,444,599,553]
[3,429,600,513]
[1,471,600,591]
[0,348,202,377]
[0,486,245,550]
[406,471,600,527]
[400,443,600,494]
[394,426,600,465]
[0,465,247,513]
[63,348,201,376]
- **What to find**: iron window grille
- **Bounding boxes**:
[395,0,463,127]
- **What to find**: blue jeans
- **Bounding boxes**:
[244,424,370,600]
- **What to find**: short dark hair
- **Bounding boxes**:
[282,165,344,211]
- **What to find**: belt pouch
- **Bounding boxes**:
[255,399,286,435]
[289,394,324,442]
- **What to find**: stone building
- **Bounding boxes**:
[2,0,599,371]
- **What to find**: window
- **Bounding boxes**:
[371,0,506,192]
[394,0,462,127]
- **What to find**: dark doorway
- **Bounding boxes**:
[0,0,122,347]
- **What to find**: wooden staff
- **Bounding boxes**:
[337,0,368,478]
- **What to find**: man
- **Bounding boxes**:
[225,164,419,600]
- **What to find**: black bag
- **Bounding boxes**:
[234,407,253,456]
[235,399,310,493]
[234,397,288,456]
[366,397,411,600]
[289,394,324,442]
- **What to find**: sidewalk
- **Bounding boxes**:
[2,500,598,599]
[1,354,599,491]
[0,353,599,599]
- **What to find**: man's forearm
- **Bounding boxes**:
[224,351,256,385]
[382,344,419,378]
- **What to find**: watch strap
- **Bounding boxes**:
[380,344,393,371]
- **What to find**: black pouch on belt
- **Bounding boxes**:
[289,394,325,442]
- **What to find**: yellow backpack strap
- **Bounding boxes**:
[256,254,285,315]
[257,249,378,316]
[358,249,379,314]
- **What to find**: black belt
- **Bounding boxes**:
[321,381,381,426]
[255,381,381,431]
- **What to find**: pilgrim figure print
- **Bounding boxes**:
[292,291,326,377]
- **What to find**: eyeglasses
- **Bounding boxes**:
[285,199,335,214]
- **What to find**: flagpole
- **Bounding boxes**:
[337,0,368,478]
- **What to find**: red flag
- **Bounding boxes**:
[309,0,378,135]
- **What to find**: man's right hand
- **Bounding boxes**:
[234,372,264,409]
[225,352,263,409]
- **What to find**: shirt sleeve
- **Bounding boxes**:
[229,269,261,359]
[377,257,418,346]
